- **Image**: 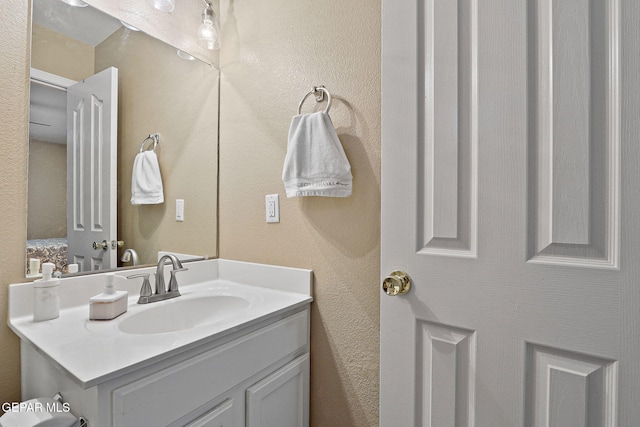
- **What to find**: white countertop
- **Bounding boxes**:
[8,259,313,388]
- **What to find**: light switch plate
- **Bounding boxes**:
[176,199,184,222]
[266,194,280,223]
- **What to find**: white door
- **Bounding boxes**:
[381,0,639,425]
[66,67,118,272]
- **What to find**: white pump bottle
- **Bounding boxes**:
[32,262,60,322]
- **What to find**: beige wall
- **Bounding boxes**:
[95,28,219,266]
[31,24,94,81]
[0,0,29,404]
[218,0,381,426]
[27,140,67,240]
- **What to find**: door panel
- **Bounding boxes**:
[417,321,475,426]
[420,0,477,257]
[381,0,638,425]
[66,67,118,271]
[527,0,620,268]
[525,344,616,426]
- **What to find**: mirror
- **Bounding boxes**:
[27,0,219,277]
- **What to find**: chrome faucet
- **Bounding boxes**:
[121,248,139,266]
[127,254,188,304]
[155,254,187,295]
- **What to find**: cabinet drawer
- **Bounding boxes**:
[112,311,308,427]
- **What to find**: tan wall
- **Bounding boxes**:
[31,23,94,81]
[0,0,30,404]
[95,28,219,266]
[218,0,381,426]
[27,140,67,240]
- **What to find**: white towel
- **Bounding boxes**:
[282,111,352,198]
[130,151,164,205]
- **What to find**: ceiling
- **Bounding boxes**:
[32,0,123,47]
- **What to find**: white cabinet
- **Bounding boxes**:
[21,308,310,427]
[246,355,309,427]
[185,399,235,427]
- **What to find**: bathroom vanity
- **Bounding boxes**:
[8,259,312,427]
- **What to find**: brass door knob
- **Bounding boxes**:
[382,271,411,296]
[92,240,109,250]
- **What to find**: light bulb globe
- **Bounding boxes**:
[60,0,89,7]
[197,22,219,50]
[147,0,175,12]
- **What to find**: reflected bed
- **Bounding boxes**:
[26,238,68,274]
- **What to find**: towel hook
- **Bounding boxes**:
[139,133,159,153]
[297,86,332,115]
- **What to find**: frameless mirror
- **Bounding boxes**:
[27,0,219,277]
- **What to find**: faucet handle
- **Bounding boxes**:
[127,273,153,297]
[168,267,188,293]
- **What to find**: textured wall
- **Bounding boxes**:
[218,0,381,425]
[0,0,30,404]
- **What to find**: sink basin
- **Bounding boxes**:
[118,295,250,334]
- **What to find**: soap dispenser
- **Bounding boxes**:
[89,273,128,320]
[33,262,60,322]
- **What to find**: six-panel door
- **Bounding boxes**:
[381,0,639,425]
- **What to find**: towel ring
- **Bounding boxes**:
[297,86,332,115]
[139,133,159,153]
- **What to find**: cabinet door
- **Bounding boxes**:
[185,399,235,427]
[246,354,309,427]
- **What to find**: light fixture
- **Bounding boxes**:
[60,0,88,7]
[120,21,141,32]
[197,1,220,50]
[147,0,175,13]
[177,49,196,61]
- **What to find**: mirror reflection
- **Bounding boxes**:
[27,0,219,277]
